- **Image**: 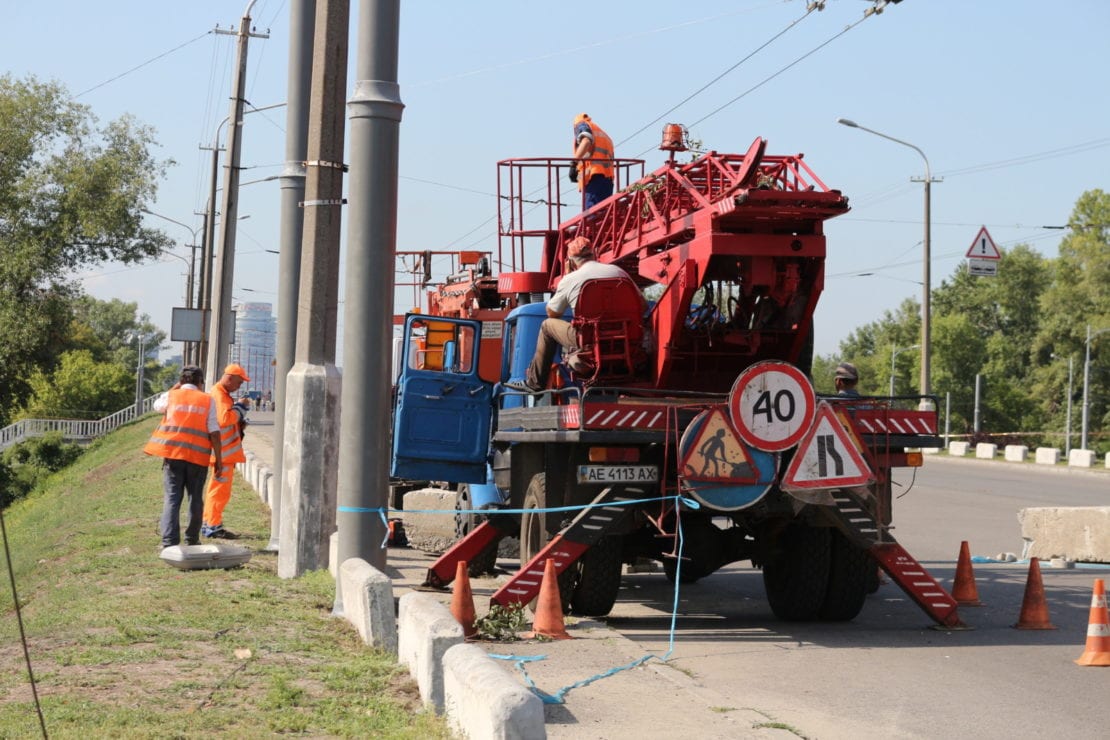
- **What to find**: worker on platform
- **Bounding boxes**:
[834,362,861,398]
[144,365,222,548]
[511,236,633,392]
[570,113,615,210]
[202,364,251,539]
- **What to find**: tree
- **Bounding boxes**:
[0,74,171,424]
[18,350,134,420]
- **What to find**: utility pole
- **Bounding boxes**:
[205,2,270,387]
[268,0,315,554]
[336,0,404,584]
[279,0,349,578]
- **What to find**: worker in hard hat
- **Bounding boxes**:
[570,113,615,210]
[202,364,251,539]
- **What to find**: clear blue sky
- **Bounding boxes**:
[5,0,1109,363]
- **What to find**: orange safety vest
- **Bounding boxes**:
[210,384,247,465]
[143,388,215,467]
[575,120,615,190]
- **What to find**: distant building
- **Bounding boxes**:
[229,302,276,396]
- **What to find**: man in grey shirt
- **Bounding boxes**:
[513,236,632,392]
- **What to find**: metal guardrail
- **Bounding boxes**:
[0,396,159,452]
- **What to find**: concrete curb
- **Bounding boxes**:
[927,451,1110,479]
[398,592,464,712]
[339,558,398,653]
[443,642,546,740]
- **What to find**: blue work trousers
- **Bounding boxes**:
[159,458,209,547]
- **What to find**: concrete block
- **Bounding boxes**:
[398,592,465,713]
[1069,449,1096,468]
[443,643,545,740]
[975,443,997,459]
[1035,447,1060,465]
[1019,507,1110,562]
[948,441,969,456]
[329,531,340,579]
[260,470,273,505]
[338,558,398,654]
[921,447,942,455]
[402,488,458,553]
[1106,452,1110,469]
[1004,445,1028,462]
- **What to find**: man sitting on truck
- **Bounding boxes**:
[510,236,633,392]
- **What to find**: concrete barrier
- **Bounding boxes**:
[949,441,969,456]
[443,643,545,740]
[1106,452,1110,469]
[402,488,458,553]
[1019,507,1110,562]
[922,447,942,455]
[1035,447,1060,465]
[398,592,465,713]
[338,558,398,654]
[1004,445,1028,462]
[1069,449,1096,468]
[975,443,997,459]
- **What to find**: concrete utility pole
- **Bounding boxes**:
[279,0,349,578]
[205,1,269,387]
[268,0,315,554]
[335,0,404,584]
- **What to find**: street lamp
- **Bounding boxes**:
[1053,353,1074,456]
[128,332,154,417]
[1081,324,1110,451]
[142,209,203,362]
[838,118,938,404]
[889,343,920,396]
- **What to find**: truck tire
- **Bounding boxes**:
[762,524,830,621]
[454,484,498,577]
[570,535,623,616]
[520,473,574,611]
[818,529,871,621]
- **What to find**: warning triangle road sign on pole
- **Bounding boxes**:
[966,226,1001,260]
[782,402,875,491]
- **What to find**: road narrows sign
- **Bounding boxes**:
[728,361,816,452]
[781,402,874,490]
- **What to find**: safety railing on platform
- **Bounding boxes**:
[0,396,159,452]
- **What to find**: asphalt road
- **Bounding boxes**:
[603,457,1110,739]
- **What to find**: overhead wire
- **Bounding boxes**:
[73,30,213,99]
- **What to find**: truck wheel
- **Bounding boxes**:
[818,529,871,621]
[570,535,623,617]
[520,473,574,611]
[762,524,830,621]
[454,484,498,576]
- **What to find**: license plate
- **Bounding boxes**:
[577,465,659,484]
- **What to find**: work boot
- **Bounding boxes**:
[203,525,239,540]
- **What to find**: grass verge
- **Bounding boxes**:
[0,419,448,739]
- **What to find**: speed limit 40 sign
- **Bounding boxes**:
[728,361,816,452]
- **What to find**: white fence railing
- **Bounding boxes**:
[0,396,159,452]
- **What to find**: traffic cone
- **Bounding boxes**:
[952,541,982,607]
[1075,578,1110,666]
[450,560,477,639]
[525,558,572,640]
[1013,558,1056,630]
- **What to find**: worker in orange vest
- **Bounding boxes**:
[144,365,222,548]
[202,364,251,539]
[570,113,615,210]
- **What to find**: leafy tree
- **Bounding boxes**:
[0,74,171,424]
[18,350,134,420]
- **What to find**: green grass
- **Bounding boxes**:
[0,419,448,739]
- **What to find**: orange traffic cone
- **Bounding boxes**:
[1013,558,1056,630]
[450,560,477,639]
[525,558,572,640]
[952,541,982,607]
[1075,578,1110,666]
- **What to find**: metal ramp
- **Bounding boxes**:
[490,486,635,608]
[422,519,513,589]
[827,489,967,629]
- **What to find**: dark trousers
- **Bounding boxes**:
[160,458,209,547]
[584,175,613,210]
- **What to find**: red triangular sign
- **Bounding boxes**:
[782,402,874,490]
[965,226,1001,260]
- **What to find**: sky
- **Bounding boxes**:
[4,0,1109,364]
